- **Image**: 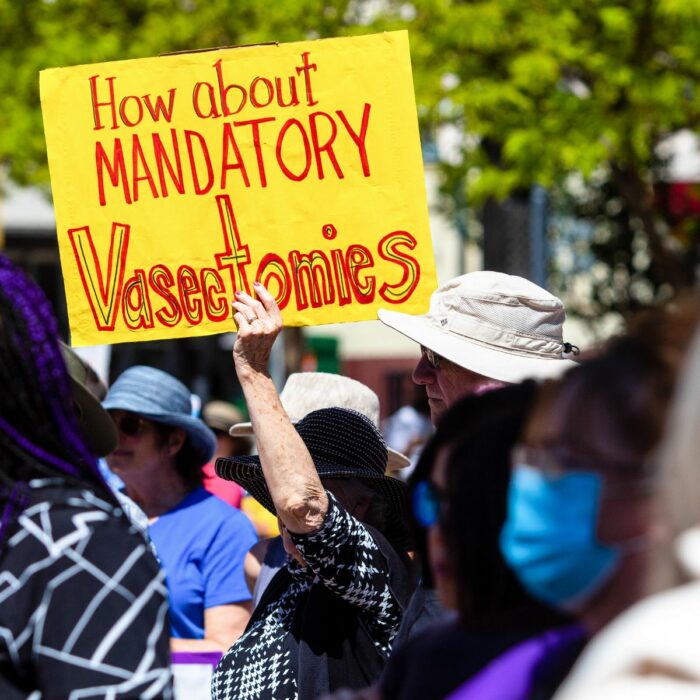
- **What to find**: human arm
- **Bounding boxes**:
[231,287,405,645]
[170,602,253,652]
[290,493,405,646]
[231,283,329,534]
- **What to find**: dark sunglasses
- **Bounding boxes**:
[420,345,443,370]
[412,479,445,528]
[110,412,151,437]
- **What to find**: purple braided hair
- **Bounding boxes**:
[0,256,112,541]
[0,483,29,541]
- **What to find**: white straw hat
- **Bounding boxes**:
[378,271,578,384]
[229,372,411,471]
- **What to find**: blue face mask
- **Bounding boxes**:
[500,464,620,612]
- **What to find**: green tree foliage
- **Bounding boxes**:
[0,0,361,185]
[2,0,700,320]
[377,0,700,320]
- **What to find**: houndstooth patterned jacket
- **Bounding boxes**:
[212,493,407,700]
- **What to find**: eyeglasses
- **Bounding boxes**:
[412,479,446,527]
[420,345,443,370]
[511,444,657,498]
[110,411,151,438]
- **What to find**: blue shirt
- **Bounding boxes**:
[149,487,257,639]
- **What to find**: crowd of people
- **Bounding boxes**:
[2,254,700,700]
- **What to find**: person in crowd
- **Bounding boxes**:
[236,371,411,606]
[382,387,433,479]
[329,304,696,700]
[378,271,579,642]
[478,326,688,700]
[236,371,412,604]
[378,271,578,425]
[373,383,569,700]
[201,400,252,508]
[210,283,415,699]
[552,309,700,700]
[0,256,172,698]
[103,366,257,652]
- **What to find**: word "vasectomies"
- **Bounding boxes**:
[67,196,421,333]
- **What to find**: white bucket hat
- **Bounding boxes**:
[229,372,411,471]
[378,271,578,384]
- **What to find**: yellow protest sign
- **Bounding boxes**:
[40,31,436,346]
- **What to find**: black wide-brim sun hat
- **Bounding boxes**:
[216,406,409,525]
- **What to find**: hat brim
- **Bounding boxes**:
[70,378,118,457]
[102,398,216,467]
[229,421,253,437]
[378,308,578,384]
[216,454,409,522]
[229,421,411,470]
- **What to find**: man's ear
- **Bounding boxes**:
[167,428,186,456]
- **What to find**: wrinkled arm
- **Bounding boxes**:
[292,494,402,616]
[232,283,328,534]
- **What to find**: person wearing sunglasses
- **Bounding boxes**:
[103,366,258,654]
[377,273,579,649]
[378,272,578,427]
[553,306,700,700]
[435,329,678,700]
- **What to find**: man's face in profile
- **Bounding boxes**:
[412,348,504,424]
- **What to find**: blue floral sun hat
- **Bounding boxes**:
[103,365,216,467]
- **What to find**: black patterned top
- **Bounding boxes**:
[211,492,410,700]
[0,479,173,699]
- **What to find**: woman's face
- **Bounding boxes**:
[426,447,459,611]
[507,383,661,613]
[525,385,658,552]
[105,410,181,483]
